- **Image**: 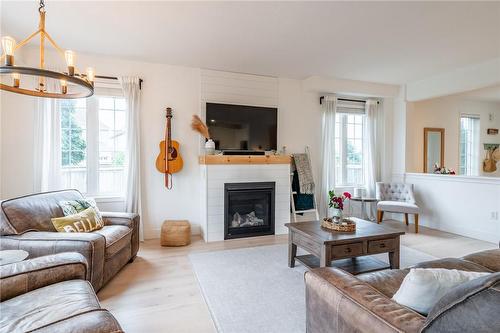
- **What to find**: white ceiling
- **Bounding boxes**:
[1,1,499,84]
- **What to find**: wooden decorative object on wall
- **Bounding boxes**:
[487,128,498,135]
[156,107,183,189]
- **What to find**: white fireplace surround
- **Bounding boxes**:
[200,164,291,242]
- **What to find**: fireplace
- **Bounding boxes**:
[224,182,275,240]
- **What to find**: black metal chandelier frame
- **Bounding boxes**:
[0,0,94,99]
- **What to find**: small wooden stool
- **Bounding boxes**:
[161,220,191,247]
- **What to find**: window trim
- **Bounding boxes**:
[60,91,126,199]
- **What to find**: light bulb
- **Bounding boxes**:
[1,36,16,66]
[60,79,67,94]
[12,73,20,88]
[86,67,95,83]
[64,50,75,75]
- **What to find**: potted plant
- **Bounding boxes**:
[328,190,351,221]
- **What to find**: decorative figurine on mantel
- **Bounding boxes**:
[191,115,215,155]
[322,190,356,232]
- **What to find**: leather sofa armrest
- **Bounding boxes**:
[101,211,139,228]
[34,309,124,333]
[0,252,87,301]
[305,268,425,333]
[102,211,140,258]
[1,231,106,290]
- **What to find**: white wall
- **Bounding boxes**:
[406,96,500,176]
[0,47,401,239]
[405,173,500,244]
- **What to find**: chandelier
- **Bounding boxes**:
[0,0,94,99]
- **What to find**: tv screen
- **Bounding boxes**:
[206,103,277,151]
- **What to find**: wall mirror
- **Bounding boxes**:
[424,128,444,173]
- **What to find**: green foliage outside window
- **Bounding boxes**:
[61,102,86,166]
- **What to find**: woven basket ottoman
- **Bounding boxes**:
[161,220,191,247]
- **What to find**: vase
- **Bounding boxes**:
[331,208,343,222]
[205,139,215,155]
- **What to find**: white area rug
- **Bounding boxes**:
[189,244,436,333]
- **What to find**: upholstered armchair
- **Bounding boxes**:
[376,182,420,233]
[0,252,123,332]
[0,189,140,290]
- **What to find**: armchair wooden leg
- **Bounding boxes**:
[414,214,419,233]
[404,213,409,226]
[377,210,384,224]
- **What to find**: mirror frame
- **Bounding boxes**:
[423,127,445,173]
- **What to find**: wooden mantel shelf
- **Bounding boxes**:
[199,155,291,165]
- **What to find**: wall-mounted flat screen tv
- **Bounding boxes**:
[206,103,278,151]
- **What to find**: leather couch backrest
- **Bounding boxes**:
[421,272,500,332]
[1,190,84,235]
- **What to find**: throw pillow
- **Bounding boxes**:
[51,207,104,233]
[59,198,102,219]
[392,268,490,315]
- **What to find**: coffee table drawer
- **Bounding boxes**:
[332,242,363,259]
[368,239,395,254]
[293,233,321,256]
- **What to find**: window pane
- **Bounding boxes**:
[99,97,115,110]
[60,99,88,193]
[115,98,126,110]
[335,112,365,186]
[98,96,127,195]
[459,116,480,176]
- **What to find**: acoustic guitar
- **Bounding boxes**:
[156,107,183,188]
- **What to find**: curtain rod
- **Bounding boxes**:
[94,75,144,90]
[319,96,380,105]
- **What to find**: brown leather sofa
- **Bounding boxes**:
[0,190,140,291]
[0,252,123,333]
[305,249,500,333]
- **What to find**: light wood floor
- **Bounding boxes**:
[97,220,496,333]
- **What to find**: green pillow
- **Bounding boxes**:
[59,198,102,219]
[51,207,104,233]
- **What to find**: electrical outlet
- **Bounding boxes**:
[491,211,499,220]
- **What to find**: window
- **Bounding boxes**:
[334,101,365,186]
[60,93,127,197]
[459,114,480,176]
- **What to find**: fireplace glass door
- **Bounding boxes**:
[224,182,275,239]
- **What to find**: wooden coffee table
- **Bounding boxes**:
[285,219,405,275]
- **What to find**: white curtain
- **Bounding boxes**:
[121,76,143,241]
[364,99,382,197]
[319,96,337,217]
[33,80,62,192]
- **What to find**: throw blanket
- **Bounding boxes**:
[292,154,315,195]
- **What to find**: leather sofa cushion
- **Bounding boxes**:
[462,249,500,272]
[0,280,100,333]
[1,190,83,234]
[94,225,132,259]
[377,201,420,214]
[357,255,496,299]
[421,272,500,332]
[357,268,410,298]
[414,257,494,272]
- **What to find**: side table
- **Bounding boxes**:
[350,197,377,221]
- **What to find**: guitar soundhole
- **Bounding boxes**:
[168,147,178,160]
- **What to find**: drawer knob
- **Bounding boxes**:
[346,248,351,253]
[380,243,386,248]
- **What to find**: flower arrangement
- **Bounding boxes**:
[328,190,351,210]
[433,163,456,175]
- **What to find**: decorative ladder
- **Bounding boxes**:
[290,147,320,222]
